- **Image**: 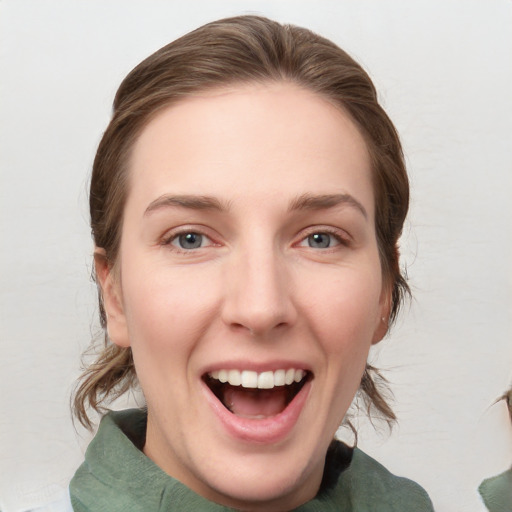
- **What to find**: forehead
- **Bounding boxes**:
[127,82,374,216]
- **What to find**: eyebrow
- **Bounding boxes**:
[144,194,230,216]
[288,193,368,219]
[144,192,367,219]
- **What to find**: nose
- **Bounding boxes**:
[221,242,297,338]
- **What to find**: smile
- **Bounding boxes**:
[203,368,311,419]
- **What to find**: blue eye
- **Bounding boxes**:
[172,232,205,249]
[301,232,341,249]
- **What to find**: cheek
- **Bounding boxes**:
[300,269,383,432]
[304,268,383,353]
[119,266,222,415]
[120,262,220,362]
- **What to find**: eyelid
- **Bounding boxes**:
[294,226,352,248]
[160,225,219,251]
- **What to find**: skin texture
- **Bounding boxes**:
[97,82,390,511]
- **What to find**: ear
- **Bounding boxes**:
[94,248,131,348]
[371,282,392,345]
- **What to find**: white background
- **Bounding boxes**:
[1,1,511,511]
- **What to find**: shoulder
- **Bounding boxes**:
[349,448,434,510]
[330,445,434,511]
[478,467,512,512]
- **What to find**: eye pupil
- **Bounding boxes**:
[179,233,202,249]
[308,233,330,248]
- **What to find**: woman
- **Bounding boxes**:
[67,15,433,511]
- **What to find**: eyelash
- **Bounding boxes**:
[160,226,351,253]
[161,227,216,253]
[296,227,351,250]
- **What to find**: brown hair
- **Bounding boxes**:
[73,15,409,429]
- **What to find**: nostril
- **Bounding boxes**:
[229,320,289,337]
[230,322,252,333]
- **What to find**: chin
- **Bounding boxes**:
[188,442,324,511]
[204,470,311,511]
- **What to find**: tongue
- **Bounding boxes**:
[223,386,288,418]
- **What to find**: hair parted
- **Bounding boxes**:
[73,15,410,429]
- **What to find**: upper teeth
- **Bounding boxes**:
[209,369,306,389]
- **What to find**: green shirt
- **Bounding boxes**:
[479,468,512,512]
[70,409,434,511]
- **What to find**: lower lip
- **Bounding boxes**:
[202,379,312,444]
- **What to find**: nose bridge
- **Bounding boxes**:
[222,235,295,336]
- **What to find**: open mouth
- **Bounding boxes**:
[203,368,312,419]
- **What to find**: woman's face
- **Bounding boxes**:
[101,82,389,510]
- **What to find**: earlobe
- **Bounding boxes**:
[94,248,131,348]
[371,285,392,345]
[371,315,388,345]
